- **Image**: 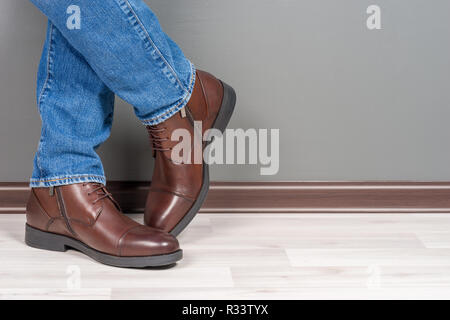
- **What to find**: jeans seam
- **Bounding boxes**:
[117,0,188,94]
[37,23,55,111]
[36,22,56,179]
[142,63,196,124]
[30,174,106,183]
[30,176,107,188]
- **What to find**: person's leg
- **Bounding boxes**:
[30,21,114,187]
[28,0,236,238]
[26,22,182,268]
[29,0,195,125]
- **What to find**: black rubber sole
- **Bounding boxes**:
[25,224,183,268]
[169,81,237,237]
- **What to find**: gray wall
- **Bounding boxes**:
[1,0,450,182]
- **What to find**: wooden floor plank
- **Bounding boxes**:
[2,213,450,299]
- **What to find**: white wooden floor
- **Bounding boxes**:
[2,213,450,300]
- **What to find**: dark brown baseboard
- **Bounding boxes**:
[2,181,450,214]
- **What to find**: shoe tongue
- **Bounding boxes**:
[146,110,199,161]
[147,125,166,157]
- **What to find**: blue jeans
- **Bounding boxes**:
[29,0,196,188]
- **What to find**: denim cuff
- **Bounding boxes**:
[29,174,106,188]
[141,62,196,126]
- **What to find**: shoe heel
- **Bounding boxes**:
[215,81,237,133]
[25,224,67,252]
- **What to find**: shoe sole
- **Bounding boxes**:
[170,81,237,237]
[25,224,183,268]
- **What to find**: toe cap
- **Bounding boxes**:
[118,225,180,257]
[144,190,193,233]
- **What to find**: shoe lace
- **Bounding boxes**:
[146,125,172,156]
[84,183,122,210]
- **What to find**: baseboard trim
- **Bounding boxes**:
[2,181,450,214]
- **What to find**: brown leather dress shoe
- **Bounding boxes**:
[25,183,182,268]
[144,70,236,236]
